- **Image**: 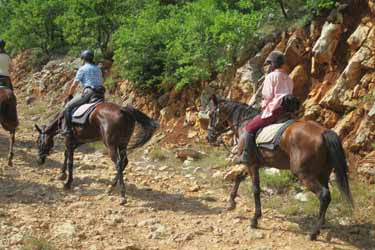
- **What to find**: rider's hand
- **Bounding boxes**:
[64,94,73,104]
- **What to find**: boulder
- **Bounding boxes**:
[289,65,310,100]
[175,148,204,160]
[347,24,370,51]
[285,28,306,68]
[320,60,362,112]
[312,22,343,66]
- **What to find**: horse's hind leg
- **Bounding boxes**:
[227,174,246,211]
[7,131,15,167]
[110,147,128,205]
[300,176,331,240]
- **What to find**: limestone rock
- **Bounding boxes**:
[175,148,204,160]
[224,164,248,181]
[285,29,306,69]
[320,60,362,112]
[347,24,370,50]
[289,65,310,100]
[312,22,343,66]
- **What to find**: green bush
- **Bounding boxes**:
[0,0,337,90]
[104,76,117,93]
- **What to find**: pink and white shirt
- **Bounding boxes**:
[260,69,293,119]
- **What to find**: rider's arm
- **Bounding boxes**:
[68,79,80,96]
[260,74,274,110]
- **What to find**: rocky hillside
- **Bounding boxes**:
[10,0,375,180]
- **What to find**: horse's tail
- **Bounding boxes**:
[121,106,159,150]
[322,130,353,207]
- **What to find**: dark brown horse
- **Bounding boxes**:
[0,86,18,166]
[206,95,353,240]
[35,103,158,204]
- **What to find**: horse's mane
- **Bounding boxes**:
[220,99,259,127]
[44,111,63,134]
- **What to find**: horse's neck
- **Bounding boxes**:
[45,113,62,135]
[225,103,258,127]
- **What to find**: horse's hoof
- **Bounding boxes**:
[120,198,127,206]
[106,186,115,195]
[250,219,258,229]
[63,184,72,190]
[226,201,236,211]
[57,173,67,181]
[7,161,12,167]
[308,233,318,241]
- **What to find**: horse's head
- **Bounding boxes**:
[35,124,54,165]
[206,94,230,144]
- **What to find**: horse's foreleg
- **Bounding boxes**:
[227,174,246,211]
[248,165,262,228]
[7,131,15,167]
[64,147,74,190]
[57,150,68,181]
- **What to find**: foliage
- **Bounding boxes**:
[114,0,261,90]
[0,0,65,55]
[0,0,336,90]
[22,235,55,250]
[103,76,117,93]
[56,0,132,58]
[306,0,336,13]
[260,169,298,194]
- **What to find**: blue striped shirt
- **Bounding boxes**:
[75,63,103,88]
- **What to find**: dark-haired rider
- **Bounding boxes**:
[0,39,13,90]
[234,51,293,164]
[62,49,105,137]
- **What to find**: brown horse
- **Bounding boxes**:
[0,86,18,166]
[35,103,158,204]
[206,95,353,240]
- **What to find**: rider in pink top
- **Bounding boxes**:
[234,51,294,165]
[260,69,293,119]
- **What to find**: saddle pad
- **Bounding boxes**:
[256,119,294,150]
[72,102,98,118]
[72,102,101,125]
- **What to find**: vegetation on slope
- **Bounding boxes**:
[0,0,335,90]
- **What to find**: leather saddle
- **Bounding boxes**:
[71,96,104,125]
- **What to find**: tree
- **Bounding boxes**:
[57,0,134,58]
[2,0,65,55]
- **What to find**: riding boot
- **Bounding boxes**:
[61,110,74,138]
[233,132,255,165]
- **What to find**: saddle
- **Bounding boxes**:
[255,119,294,150]
[71,96,104,125]
[0,76,13,90]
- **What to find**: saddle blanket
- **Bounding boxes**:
[255,119,294,150]
[72,102,101,125]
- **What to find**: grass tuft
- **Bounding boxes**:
[22,235,55,250]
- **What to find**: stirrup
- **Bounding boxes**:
[232,153,250,165]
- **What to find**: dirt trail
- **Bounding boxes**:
[0,99,374,250]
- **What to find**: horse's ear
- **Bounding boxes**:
[35,124,42,133]
[210,94,218,107]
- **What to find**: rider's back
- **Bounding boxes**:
[75,63,103,89]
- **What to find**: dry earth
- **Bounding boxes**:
[0,97,374,250]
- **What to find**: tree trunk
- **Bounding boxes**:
[278,0,288,19]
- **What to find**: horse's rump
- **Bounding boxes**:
[0,88,18,130]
